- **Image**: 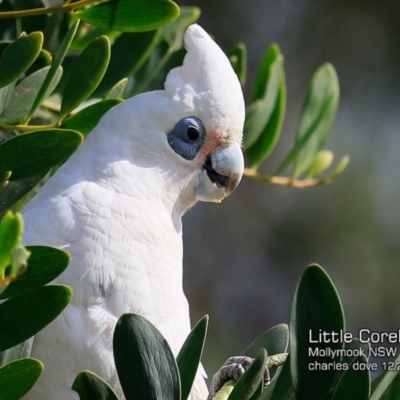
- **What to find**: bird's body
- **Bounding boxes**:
[21,25,245,399]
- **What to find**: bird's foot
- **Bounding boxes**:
[207,356,270,400]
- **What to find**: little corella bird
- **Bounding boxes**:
[21,24,245,399]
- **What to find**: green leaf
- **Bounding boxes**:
[96,30,160,95]
[326,155,350,181]
[0,173,46,217]
[370,350,400,400]
[242,324,289,382]
[72,370,119,400]
[331,356,370,400]
[293,64,339,178]
[290,264,345,400]
[162,6,201,35]
[276,64,339,177]
[245,79,286,168]
[0,32,43,90]
[0,246,70,299]
[243,324,289,358]
[243,45,284,151]
[74,0,180,32]
[0,83,16,116]
[306,150,334,178]
[177,315,208,400]
[0,212,23,273]
[0,285,72,352]
[28,20,80,120]
[228,349,267,400]
[60,36,111,120]
[9,245,31,279]
[259,354,294,400]
[372,374,400,400]
[0,129,83,181]
[229,43,247,87]
[113,313,180,400]
[61,99,123,136]
[0,358,43,400]
[251,44,281,103]
[0,66,62,125]
[104,79,128,100]
[332,338,371,399]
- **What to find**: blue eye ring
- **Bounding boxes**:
[167,117,206,160]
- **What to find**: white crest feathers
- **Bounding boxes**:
[165,24,245,143]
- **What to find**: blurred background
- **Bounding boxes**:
[175,0,400,377]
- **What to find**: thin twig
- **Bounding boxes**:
[244,168,335,189]
[0,0,108,19]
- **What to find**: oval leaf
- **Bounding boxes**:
[177,315,208,400]
[370,349,400,400]
[290,264,345,399]
[276,64,339,177]
[0,285,72,352]
[228,349,267,400]
[0,212,23,273]
[74,0,180,32]
[229,43,247,87]
[60,36,111,119]
[0,173,47,217]
[0,83,16,116]
[0,358,43,400]
[259,353,294,400]
[0,129,83,181]
[245,79,286,168]
[0,32,43,90]
[331,356,370,400]
[61,99,122,136]
[113,313,180,400]
[28,20,80,120]
[0,246,70,299]
[0,66,62,125]
[72,370,119,400]
[306,150,334,178]
[243,45,283,151]
[104,79,128,100]
[293,64,339,178]
[243,324,289,359]
[242,324,289,383]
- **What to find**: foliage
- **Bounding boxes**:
[0,0,359,399]
[70,265,395,400]
[0,0,347,205]
[0,211,72,397]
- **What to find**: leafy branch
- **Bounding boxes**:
[237,44,348,189]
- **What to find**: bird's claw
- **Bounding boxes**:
[207,356,270,400]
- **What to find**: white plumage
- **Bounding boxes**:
[22,24,245,399]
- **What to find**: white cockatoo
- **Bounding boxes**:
[21,24,245,399]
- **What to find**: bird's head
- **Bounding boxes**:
[95,24,245,212]
[163,24,245,204]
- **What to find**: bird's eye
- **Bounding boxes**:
[167,116,206,160]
